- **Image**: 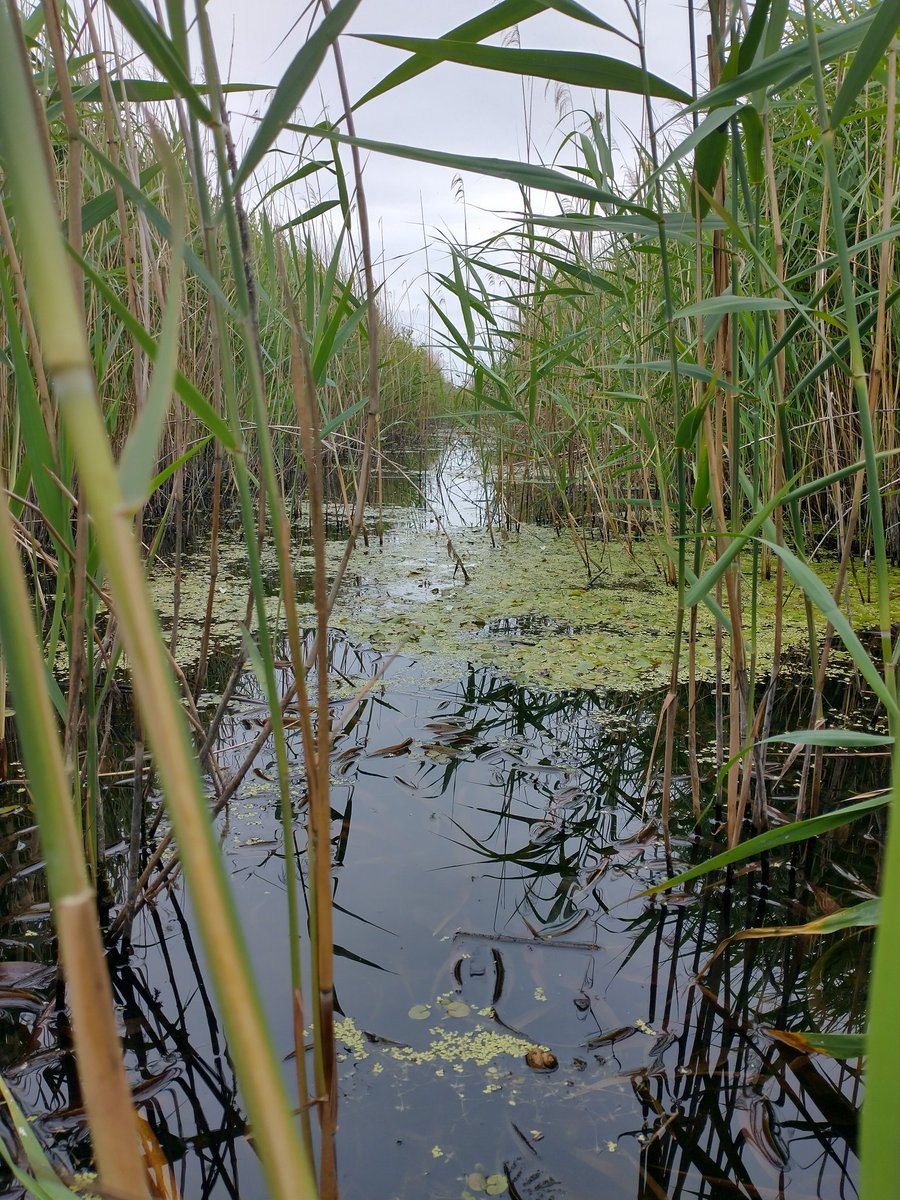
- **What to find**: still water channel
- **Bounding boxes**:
[0,441,879,1200]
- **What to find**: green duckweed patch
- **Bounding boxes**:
[333,1009,542,1074]
[326,524,900,694]
[144,537,300,663]
[142,519,900,697]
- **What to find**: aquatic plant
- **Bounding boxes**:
[0,1,898,1199]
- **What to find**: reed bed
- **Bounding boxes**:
[0,0,898,1198]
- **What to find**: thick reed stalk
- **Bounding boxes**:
[0,7,317,1197]
[194,0,304,932]
[0,490,148,1198]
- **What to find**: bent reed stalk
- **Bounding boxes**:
[1,0,899,1196]
[0,4,317,1198]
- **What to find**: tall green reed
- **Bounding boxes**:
[388,7,897,1195]
[1,0,898,1196]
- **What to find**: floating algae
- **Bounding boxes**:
[326,523,900,694]
[142,514,900,696]
[335,1011,542,1070]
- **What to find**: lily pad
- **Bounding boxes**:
[408,1004,432,1020]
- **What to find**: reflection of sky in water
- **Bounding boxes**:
[424,438,491,529]
[374,435,491,535]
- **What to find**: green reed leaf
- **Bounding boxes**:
[830,0,900,128]
[355,0,626,109]
[235,0,364,190]
[358,37,691,103]
[691,121,729,219]
[644,792,891,894]
[690,10,875,110]
[762,539,898,718]
[764,730,893,748]
[766,1030,867,1059]
[76,252,237,451]
[675,295,794,320]
[118,137,186,510]
[104,0,211,123]
[287,121,655,213]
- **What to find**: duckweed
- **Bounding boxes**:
[142,522,900,697]
[325,525,900,694]
[331,1013,545,1076]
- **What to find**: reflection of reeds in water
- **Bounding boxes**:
[0,628,876,1199]
[633,897,862,1200]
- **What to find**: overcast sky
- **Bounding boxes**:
[203,1,694,337]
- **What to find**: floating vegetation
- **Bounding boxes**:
[335,1012,544,1074]
[328,525,899,694]
[464,1170,508,1195]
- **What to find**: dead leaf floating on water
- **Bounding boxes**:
[368,737,414,758]
[525,1048,558,1071]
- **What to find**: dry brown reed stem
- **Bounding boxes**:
[271,247,325,1171]
[288,312,339,1199]
[759,109,787,776]
[703,8,749,848]
[195,313,225,697]
[321,0,379,614]
[66,505,90,861]
[685,146,708,824]
[632,0,688,870]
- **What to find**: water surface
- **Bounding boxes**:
[0,440,878,1200]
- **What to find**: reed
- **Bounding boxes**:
[0,1,898,1197]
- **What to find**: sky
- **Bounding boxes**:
[202,1,694,340]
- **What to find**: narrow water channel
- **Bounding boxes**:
[0,441,878,1200]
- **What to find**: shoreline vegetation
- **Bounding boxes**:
[0,1,898,1198]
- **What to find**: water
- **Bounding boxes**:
[0,439,880,1200]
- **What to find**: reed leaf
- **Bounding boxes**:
[690,9,875,110]
[104,0,212,123]
[830,0,900,127]
[287,121,656,213]
[354,0,625,109]
[117,136,186,511]
[763,730,893,748]
[235,0,364,189]
[357,37,691,103]
[76,251,237,449]
[766,1030,867,1059]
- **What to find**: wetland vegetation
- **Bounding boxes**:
[0,2,898,1199]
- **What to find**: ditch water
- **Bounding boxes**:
[0,439,884,1200]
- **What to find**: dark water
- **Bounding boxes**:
[0,443,882,1200]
